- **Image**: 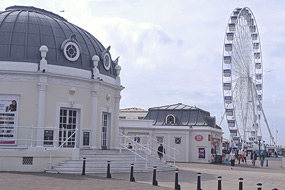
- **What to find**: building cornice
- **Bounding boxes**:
[0,68,124,95]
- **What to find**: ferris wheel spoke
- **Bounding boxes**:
[231,55,248,76]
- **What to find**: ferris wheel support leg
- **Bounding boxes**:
[253,84,276,145]
[218,110,226,127]
[250,82,258,145]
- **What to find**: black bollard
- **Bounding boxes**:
[130,164,135,182]
[174,168,181,190]
[82,157,86,175]
[239,178,243,190]
[217,176,222,190]
[106,161,112,178]
[257,183,262,190]
[272,188,279,190]
[197,172,201,190]
[266,160,268,167]
[152,166,158,186]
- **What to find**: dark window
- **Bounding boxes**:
[134,137,140,143]
[175,137,181,144]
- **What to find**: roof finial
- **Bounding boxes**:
[39,45,48,72]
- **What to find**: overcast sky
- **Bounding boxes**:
[1,0,284,146]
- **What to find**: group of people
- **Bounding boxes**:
[252,151,265,167]
[230,149,265,169]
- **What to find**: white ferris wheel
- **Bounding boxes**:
[222,7,275,149]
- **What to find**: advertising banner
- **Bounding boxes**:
[199,148,205,159]
[0,95,19,145]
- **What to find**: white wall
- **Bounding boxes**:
[0,148,76,172]
[189,131,212,163]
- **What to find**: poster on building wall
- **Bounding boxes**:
[0,95,19,145]
[83,131,90,146]
[44,130,54,145]
[198,148,205,159]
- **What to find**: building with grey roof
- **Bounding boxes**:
[119,103,223,163]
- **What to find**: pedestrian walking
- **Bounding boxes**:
[239,149,243,164]
[236,149,239,163]
[243,150,247,164]
[252,151,257,166]
[230,149,235,169]
[157,144,165,160]
[260,151,265,167]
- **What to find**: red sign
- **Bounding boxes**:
[195,135,203,141]
[208,134,211,141]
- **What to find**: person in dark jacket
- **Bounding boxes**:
[157,144,165,160]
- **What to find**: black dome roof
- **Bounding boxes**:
[0,6,117,78]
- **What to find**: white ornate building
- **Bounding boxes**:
[0,6,123,171]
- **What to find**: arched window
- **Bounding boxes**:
[166,114,175,125]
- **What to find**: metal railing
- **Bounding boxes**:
[0,125,79,170]
[118,133,149,168]
[0,125,78,148]
[45,128,79,169]
[118,132,179,167]
[147,135,179,164]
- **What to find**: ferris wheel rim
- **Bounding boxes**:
[222,7,263,147]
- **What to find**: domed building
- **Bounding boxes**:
[0,6,123,171]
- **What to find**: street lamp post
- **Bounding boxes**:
[258,140,261,157]
[263,141,266,157]
[257,136,262,158]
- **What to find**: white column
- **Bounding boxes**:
[113,95,121,149]
[149,131,153,151]
[90,84,99,149]
[36,76,47,146]
[113,62,122,149]
[167,133,171,161]
[186,131,190,162]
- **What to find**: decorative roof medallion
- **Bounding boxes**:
[61,34,81,62]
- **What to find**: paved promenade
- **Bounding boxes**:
[95,157,285,189]
[0,158,284,190]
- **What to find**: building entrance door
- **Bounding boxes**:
[59,108,78,148]
[101,112,110,150]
